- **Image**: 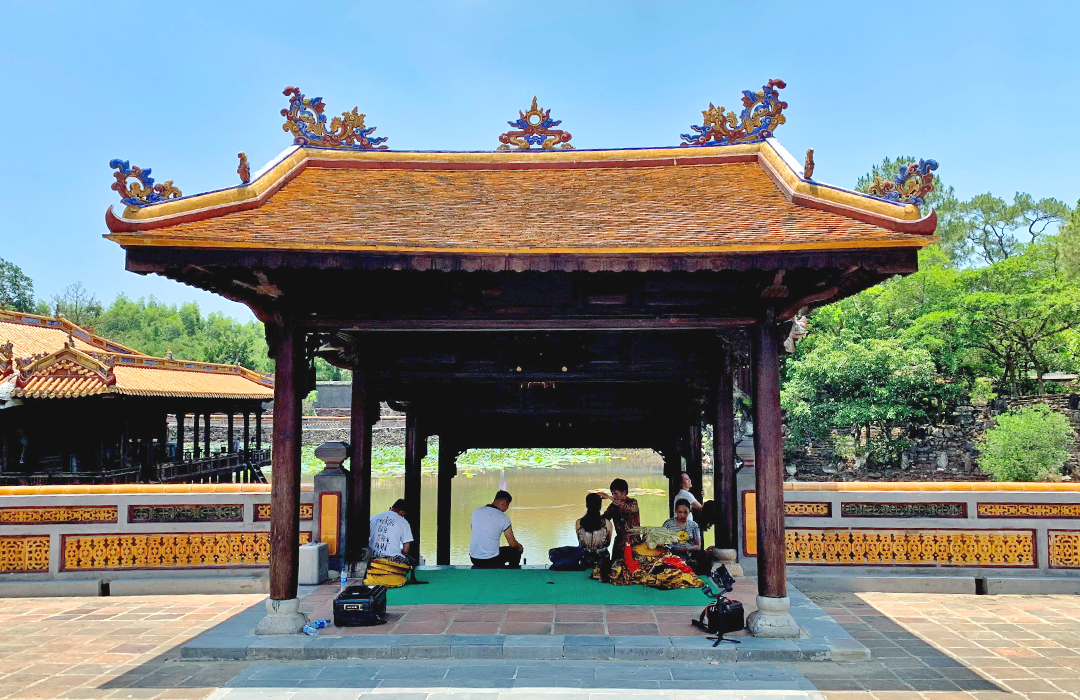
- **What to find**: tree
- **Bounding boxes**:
[52,282,103,327]
[782,337,962,468]
[1060,203,1080,279]
[0,258,36,312]
[977,404,1073,481]
[952,193,1069,266]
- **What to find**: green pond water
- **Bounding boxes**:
[353,452,712,565]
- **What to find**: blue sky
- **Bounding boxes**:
[2,1,1078,320]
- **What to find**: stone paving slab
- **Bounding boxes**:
[181,584,866,662]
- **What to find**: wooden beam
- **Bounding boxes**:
[752,308,787,600]
[404,405,422,557]
[437,438,457,565]
[715,356,737,550]
[329,318,756,332]
[349,373,373,559]
[269,326,303,602]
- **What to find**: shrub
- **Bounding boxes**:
[977,404,1073,481]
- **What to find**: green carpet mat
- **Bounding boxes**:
[385,568,707,606]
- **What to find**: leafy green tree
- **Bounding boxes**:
[952,193,1069,266]
[1060,204,1080,279]
[977,404,1073,481]
[52,282,104,327]
[782,337,962,468]
[0,258,36,312]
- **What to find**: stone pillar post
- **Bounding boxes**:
[256,325,307,635]
[313,441,349,572]
[746,310,799,637]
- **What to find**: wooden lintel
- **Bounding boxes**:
[306,317,757,332]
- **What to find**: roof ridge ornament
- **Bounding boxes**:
[281,86,388,150]
[237,152,251,184]
[680,79,788,147]
[867,159,939,206]
[109,159,182,207]
[497,97,574,151]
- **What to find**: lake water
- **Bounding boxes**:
[362,451,713,565]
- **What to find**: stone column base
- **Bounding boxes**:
[746,595,800,638]
[254,597,309,635]
[714,548,743,577]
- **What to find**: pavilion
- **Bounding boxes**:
[103,81,937,636]
[0,310,274,483]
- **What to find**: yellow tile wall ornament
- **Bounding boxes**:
[1049,531,1080,568]
[784,529,1034,567]
[254,504,313,521]
[0,506,117,525]
[0,535,50,573]
[61,532,311,571]
[978,503,1080,518]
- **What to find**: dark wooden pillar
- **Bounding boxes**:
[715,358,737,549]
[437,438,457,565]
[752,310,787,600]
[404,406,423,558]
[243,412,250,459]
[686,407,703,503]
[255,410,263,451]
[203,412,212,456]
[192,413,201,459]
[663,444,681,518]
[349,373,373,558]
[227,412,235,453]
[269,326,304,602]
[176,413,185,462]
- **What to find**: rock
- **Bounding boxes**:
[936,452,949,469]
[785,465,797,476]
[822,465,837,474]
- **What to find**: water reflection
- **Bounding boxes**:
[366,451,713,565]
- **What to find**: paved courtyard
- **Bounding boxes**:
[0,590,1077,700]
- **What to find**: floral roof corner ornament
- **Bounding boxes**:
[497,97,574,151]
[237,152,251,184]
[281,86,388,150]
[680,79,788,147]
[109,159,182,207]
[867,159,939,206]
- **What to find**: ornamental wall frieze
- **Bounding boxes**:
[128,505,243,523]
[841,502,967,519]
[978,503,1080,519]
[786,502,831,517]
[1049,530,1080,568]
[785,528,1034,567]
[0,506,117,525]
[254,503,313,521]
[0,536,50,573]
[61,531,311,571]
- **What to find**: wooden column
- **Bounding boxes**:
[203,412,212,456]
[752,310,787,600]
[269,326,304,602]
[686,408,703,503]
[349,374,373,558]
[243,412,250,459]
[255,410,263,451]
[404,406,423,558]
[176,413,185,461]
[715,359,737,549]
[437,438,457,565]
[192,413,201,459]
[663,444,681,518]
[227,413,235,453]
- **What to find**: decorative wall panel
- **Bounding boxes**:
[1048,531,1080,568]
[62,531,311,571]
[786,529,1034,567]
[0,535,50,573]
[841,502,966,518]
[0,506,117,525]
[129,505,243,523]
[786,502,831,517]
[254,504,313,521]
[979,503,1080,519]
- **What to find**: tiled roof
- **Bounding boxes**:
[105,141,937,255]
[0,312,273,401]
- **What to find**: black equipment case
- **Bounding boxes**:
[333,584,387,626]
[699,597,745,634]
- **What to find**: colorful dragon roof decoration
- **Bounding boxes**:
[680,79,788,147]
[109,159,182,207]
[867,159,939,206]
[497,97,574,151]
[281,86,388,150]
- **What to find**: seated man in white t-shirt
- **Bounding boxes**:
[673,472,703,522]
[369,499,414,559]
[469,490,523,569]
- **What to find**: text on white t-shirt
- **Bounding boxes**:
[369,510,413,557]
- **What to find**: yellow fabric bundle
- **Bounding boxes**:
[363,556,411,588]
